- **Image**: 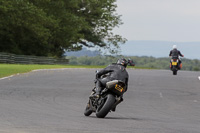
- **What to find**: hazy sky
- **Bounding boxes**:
[114,0,200,42]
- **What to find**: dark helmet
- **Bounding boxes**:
[117,58,128,67]
[128,58,135,66]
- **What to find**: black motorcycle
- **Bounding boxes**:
[84,76,126,118]
[170,57,181,75]
[84,59,134,118]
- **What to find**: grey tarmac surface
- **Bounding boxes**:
[0,68,200,133]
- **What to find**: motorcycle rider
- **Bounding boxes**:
[169,45,184,69]
[91,58,131,111]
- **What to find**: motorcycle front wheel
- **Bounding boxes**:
[84,101,93,116]
[96,94,115,118]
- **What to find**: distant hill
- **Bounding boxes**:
[120,40,200,59]
[65,41,200,59]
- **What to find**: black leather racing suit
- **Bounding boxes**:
[95,63,129,93]
[169,49,183,59]
[169,49,184,67]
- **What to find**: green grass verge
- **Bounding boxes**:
[0,64,107,78]
[0,64,150,78]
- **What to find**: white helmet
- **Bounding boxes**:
[173,45,177,49]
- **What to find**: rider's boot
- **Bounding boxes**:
[111,96,123,112]
[90,87,102,98]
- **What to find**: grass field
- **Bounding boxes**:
[0,64,146,78]
[0,64,106,78]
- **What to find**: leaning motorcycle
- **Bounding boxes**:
[84,73,126,118]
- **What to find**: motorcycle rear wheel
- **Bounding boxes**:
[173,70,177,75]
[96,94,115,118]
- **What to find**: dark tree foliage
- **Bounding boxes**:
[0,0,53,56]
[0,0,126,57]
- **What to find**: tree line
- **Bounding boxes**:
[0,0,125,57]
[67,56,200,71]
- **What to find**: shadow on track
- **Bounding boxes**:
[85,116,144,121]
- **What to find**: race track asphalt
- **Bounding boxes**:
[0,68,200,133]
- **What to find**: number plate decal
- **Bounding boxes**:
[115,84,124,92]
[172,62,177,65]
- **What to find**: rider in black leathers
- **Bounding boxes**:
[91,58,130,111]
[169,45,184,69]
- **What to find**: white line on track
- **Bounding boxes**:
[0,68,86,81]
[194,100,198,103]
[159,92,163,98]
[0,75,14,81]
[198,76,200,81]
[32,68,87,72]
[32,68,69,72]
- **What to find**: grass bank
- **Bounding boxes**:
[0,64,148,78]
[0,64,106,78]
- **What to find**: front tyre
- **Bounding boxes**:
[84,102,93,116]
[96,94,115,118]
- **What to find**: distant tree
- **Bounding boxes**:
[67,56,200,71]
